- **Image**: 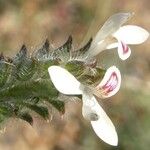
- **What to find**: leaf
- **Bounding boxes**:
[13,45,27,64]
[78,67,106,85]
[0,79,58,100]
[16,59,36,81]
[65,60,85,78]
[0,55,12,88]
[25,103,49,119]
[67,38,93,62]
[0,104,13,123]
[18,112,33,125]
[0,36,106,126]
[58,35,72,53]
[11,45,36,81]
[53,36,72,61]
[36,59,59,79]
[47,99,65,114]
[33,39,53,61]
[31,79,59,98]
[77,38,93,55]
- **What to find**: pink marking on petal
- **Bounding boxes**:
[94,66,121,98]
[120,41,129,54]
[102,72,118,94]
[117,40,131,60]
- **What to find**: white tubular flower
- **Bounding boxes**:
[88,13,149,60]
[48,65,121,146]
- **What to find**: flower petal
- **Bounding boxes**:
[82,90,99,121]
[94,66,121,98]
[91,96,118,146]
[94,13,132,43]
[113,25,149,44]
[106,42,118,49]
[48,66,82,95]
[117,40,131,60]
[88,12,133,57]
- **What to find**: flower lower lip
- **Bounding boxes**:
[90,113,99,121]
[102,71,118,93]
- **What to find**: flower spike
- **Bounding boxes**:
[47,12,149,147]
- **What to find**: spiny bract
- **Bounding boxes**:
[0,37,104,126]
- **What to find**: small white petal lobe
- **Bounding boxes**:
[91,96,118,146]
[48,66,82,95]
[113,25,149,44]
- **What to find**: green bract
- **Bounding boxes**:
[0,37,105,126]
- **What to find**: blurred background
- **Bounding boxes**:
[0,0,150,149]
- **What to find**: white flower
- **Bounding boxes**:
[88,12,149,60]
[48,65,121,146]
